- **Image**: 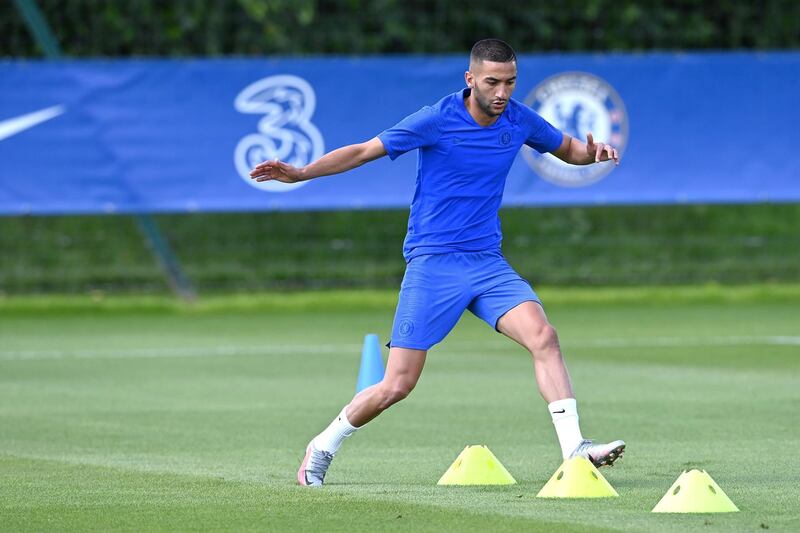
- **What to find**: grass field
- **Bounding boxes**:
[1,286,799,531]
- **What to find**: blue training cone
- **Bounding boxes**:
[356,334,385,393]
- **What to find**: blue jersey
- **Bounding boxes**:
[378,88,563,261]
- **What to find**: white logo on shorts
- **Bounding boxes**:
[234,75,325,192]
[522,72,628,187]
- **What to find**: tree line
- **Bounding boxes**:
[2,0,798,57]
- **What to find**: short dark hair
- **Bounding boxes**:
[470,39,516,64]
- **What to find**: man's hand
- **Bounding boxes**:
[552,133,621,166]
[585,132,619,165]
[249,160,304,183]
[248,138,387,184]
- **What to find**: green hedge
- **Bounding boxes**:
[1,204,798,294]
[2,0,799,57]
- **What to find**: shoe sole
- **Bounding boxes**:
[297,444,312,486]
[592,443,626,468]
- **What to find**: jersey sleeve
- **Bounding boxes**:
[378,106,443,160]
[522,108,563,154]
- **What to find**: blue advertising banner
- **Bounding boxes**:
[0,53,798,215]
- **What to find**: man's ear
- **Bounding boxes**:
[464,70,473,88]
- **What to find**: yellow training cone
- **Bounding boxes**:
[437,445,517,485]
[536,456,619,498]
[652,469,739,513]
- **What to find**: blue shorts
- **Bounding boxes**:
[389,251,540,350]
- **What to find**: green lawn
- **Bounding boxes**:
[1,287,799,531]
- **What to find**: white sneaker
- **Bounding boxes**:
[570,439,625,467]
[297,442,335,486]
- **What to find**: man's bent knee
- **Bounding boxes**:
[526,324,561,356]
[376,379,415,409]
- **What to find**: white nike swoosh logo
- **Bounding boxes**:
[0,105,66,141]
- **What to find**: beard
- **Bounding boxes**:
[473,87,507,117]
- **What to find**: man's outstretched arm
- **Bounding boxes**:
[551,132,620,166]
[249,137,387,184]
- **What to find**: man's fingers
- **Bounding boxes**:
[253,159,281,171]
[587,136,620,165]
[254,170,274,182]
[249,165,269,176]
[602,145,615,164]
[250,160,286,178]
[250,169,273,179]
[251,160,293,177]
[256,170,285,182]
[252,168,277,181]
[254,164,294,182]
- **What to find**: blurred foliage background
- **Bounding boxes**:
[2,0,799,57]
[1,1,798,295]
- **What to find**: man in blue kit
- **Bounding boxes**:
[250,39,624,487]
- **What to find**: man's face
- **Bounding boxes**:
[466,60,517,117]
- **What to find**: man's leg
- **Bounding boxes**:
[495,300,572,403]
[496,301,624,466]
[346,347,427,426]
[297,347,426,486]
[299,253,470,486]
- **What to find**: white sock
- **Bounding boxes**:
[311,406,358,454]
[548,398,584,459]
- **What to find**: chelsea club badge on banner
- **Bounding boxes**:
[523,72,628,188]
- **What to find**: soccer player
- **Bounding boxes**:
[250,39,624,487]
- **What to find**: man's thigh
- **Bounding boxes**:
[495,300,553,349]
[384,347,427,387]
[467,254,541,331]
